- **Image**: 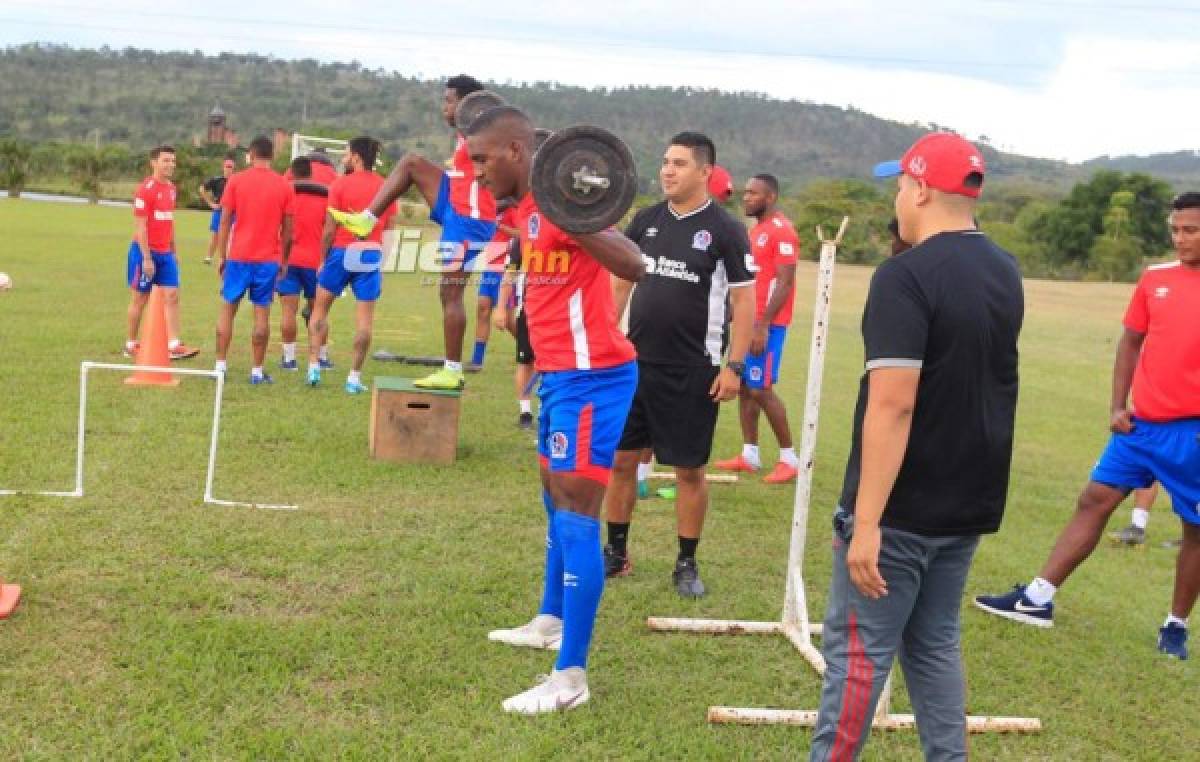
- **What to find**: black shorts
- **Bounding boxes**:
[515,310,535,365]
[618,361,720,468]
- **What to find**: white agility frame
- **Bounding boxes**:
[647,218,1040,734]
[0,362,297,511]
[291,133,348,163]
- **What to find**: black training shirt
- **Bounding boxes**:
[625,199,754,366]
[839,230,1024,537]
[203,175,228,203]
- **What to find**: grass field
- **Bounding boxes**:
[0,198,1195,760]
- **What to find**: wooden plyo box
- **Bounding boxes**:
[369,377,462,465]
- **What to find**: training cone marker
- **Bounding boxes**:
[0,580,21,619]
[125,287,178,387]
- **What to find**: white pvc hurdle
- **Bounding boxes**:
[646,218,1041,735]
[0,362,297,511]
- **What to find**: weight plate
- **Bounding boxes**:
[531,125,637,234]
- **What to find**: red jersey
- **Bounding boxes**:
[486,206,519,268]
[448,134,496,222]
[1122,261,1200,421]
[132,177,176,252]
[222,166,295,264]
[328,171,396,247]
[289,185,328,269]
[749,211,800,326]
[284,161,338,188]
[515,193,636,372]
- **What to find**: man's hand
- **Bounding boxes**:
[1110,407,1135,434]
[846,524,887,599]
[329,209,375,239]
[216,257,226,277]
[493,306,509,332]
[709,366,741,402]
[141,256,156,281]
[749,320,768,356]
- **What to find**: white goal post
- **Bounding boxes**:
[291,133,348,164]
[0,362,297,511]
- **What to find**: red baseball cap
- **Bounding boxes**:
[873,132,986,198]
[708,164,734,202]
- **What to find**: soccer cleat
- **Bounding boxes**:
[329,208,375,239]
[713,454,760,473]
[413,367,465,391]
[603,544,632,578]
[1109,524,1146,546]
[345,379,368,395]
[319,356,335,369]
[672,557,706,598]
[763,461,799,484]
[487,613,563,651]
[250,373,274,386]
[306,367,321,387]
[973,585,1054,628]
[656,485,677,500]
[122,341,140,358]
[169,343,200,360]
[1157,622,1188,660]
[637,480,650,499]
[518,411,535,430]
[280,357,298,371]
[501,668,590,714]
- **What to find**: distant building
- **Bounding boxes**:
[194,103,290,155]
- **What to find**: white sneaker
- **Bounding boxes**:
[501,668,590,714]
[487,614,562,651]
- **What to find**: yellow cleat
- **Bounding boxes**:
[412,367,465,391]
[329,208,375,239]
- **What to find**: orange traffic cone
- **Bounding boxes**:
[0,578,20,619]
[125,287,179,387]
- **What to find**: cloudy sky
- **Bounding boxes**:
[2,0,1198,162]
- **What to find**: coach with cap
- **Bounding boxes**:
[808,132,1024,761]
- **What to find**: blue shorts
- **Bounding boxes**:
[208,208,222,233]
[318,246,382,301]
[538,361,638,485]
[430,173,498,271]
[222,261,279,307]
[478,268,502,302]
[744,325,787,390]
[277,265,319,299]
[1091,417,1200,525]
[126,243,180,292]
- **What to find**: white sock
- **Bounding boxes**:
[1025,577,1057,606]
[214,360,227,373]
[1131,508,1149,530]
[742,444,761,468]
[519,399,532,415]
[1165,614,1187,628]
[251,366,264,379]
[779,447,799,468]
[308,362,320,373]
[348,370,361,385]
[168,338,181,350]
[637,462,652,482]
[445,360,463,373]
[283,342,297,362]
[126,339,138,351]
[319,345,329,361]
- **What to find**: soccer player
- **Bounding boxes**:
[714,174,802,484]
[306,136,396,394]
[492,233,536,429]
[469,198,520,372]
[468,106,645,714]
[213,136,294,384]
[604,132,755,597]
[277,156,328,371]
[199,156,235,264]
[329,74,497,390]
[810,133,1023,760]
[125,144,198,361]
[975,192,1200,661]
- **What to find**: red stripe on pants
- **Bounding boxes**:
[831,610,873,761]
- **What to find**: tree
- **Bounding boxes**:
[66,145,126,203]
[0,138,34,198]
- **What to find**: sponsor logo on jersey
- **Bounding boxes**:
[645,227,658,238]
[1155,286,1170,299]
[756,233,769,247]
[780,242,795,257]
[692,229,712,251]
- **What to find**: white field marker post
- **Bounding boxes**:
[0,362,297,511]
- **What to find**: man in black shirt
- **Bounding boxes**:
[604,132,755,597]
[199,156,235,264]
[808,133,1024,761]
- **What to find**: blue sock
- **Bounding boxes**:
[471,339,487,366]
[553,510,604,671]
[539,491,563,619]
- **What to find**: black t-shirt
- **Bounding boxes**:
[839,230,1024,537]
[625,199,754,366]
[203,175,228,203]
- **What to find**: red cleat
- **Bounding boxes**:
[763,462,799,484]
[0,582,21,619]
[713,454,760,473]
[169,343,200,360]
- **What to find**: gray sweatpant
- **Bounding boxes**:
[808,509,980,762]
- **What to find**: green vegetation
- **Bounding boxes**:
[0,200,1195,759]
